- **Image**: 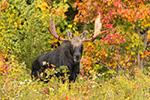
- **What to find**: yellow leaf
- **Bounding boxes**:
[127,62,132,66]
[141,55,146,58]
[0,62,3,68]
[148,30,150,41]
[48,41,51,44]
[131,52,135,55]
[50,77,54,81]
[68,25,72,28]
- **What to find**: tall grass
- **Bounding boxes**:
[0,60,149,100]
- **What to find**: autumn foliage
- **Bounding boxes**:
[0,0,150,99]
[73,0,150,72]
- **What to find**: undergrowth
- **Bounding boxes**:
[0,55,149,100]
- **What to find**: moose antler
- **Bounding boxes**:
[48,14,112,42]
[47,17,70,41]
[82,13,112,42]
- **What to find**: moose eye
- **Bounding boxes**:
[80,45,83,51]
[81,46,83,50]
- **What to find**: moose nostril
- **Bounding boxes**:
[75,53,81,59]
[76,55,79,59]
[73,52,81,61]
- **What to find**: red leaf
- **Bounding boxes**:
[113,34,118,38]
[107,35,111,38]
[44,88,49,94]
[102,38,105,41]
[81,69,84,75]
[5,66,8,69]
[136,14,140,20]
[120,39,123,43]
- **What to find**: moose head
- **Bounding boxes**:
[47,14,110,63]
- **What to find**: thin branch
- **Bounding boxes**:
[0,77,9,96]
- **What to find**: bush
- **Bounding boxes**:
[0,0,51,68]
[0,0,72,68]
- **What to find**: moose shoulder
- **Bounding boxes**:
[31,15,110,82]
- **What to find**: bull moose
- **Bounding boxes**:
[31,14,110,82]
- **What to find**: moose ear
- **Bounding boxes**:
[66,30,73,39]
[80,30,88,39]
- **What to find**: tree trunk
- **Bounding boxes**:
[137,27,141,69]
[141,30,148,69]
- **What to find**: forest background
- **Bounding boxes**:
[0,0,150,99]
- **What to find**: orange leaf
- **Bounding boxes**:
[51,64,56,67]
